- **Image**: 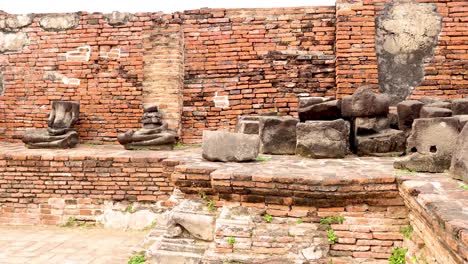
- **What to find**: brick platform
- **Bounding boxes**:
[0,143,466,263]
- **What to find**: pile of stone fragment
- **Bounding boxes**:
[202,86,467,182]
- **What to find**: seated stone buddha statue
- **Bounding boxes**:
[117,104,178,150]
[22,101,80,148]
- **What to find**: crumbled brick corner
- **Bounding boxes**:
[39,13,80,31]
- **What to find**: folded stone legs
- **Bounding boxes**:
[23,129,79,149]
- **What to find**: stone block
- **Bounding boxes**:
[259,116,298,155]
[454,115,468,130]
[355,129,406,156]
[394,153,450,173]
[341,87,390,117]
[298,96,333,109]
[452,98,468,115]
[425,102,452,109]
[354,116,390,135]
[419,106,452,118]
[397,100,424,130]
[450,123,468,183]
[394,117,460,172]
[407,117,459,155]
[235,116,260,135]
[298,99,342,122]
[202,131,260,162]
[296,119,350,158]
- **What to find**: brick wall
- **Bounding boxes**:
[335,0,468,99]
[142,14,184,133]
[0,149,177,225]
[335,0,379,97]
[181,7,336,143]
[0,3,467,144]
[0,12,150,143]
[409,1,468,99]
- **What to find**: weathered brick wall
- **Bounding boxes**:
[335,0,379,97]
[181,7,336,143]
[409,1,468,99]
[0,150,177,225]
[335,0,468,100]
[0,3,467,143]
[142,15,184,133]
[0,12,149,143]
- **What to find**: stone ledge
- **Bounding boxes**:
[398,173,467,263]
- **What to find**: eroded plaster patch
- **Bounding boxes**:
[105,11,132,26]
[0,32,29,53]
[0,14,33,31]
[376,1,442,104]
[39,13,79,31]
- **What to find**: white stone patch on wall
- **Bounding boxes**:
[0,32,29,53]
[43,72,80,86]
[99,48,128,60]
[65,45,91,62]
[62,77,80,86]
[214,92,230,108]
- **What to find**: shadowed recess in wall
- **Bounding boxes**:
[375,1,442,105]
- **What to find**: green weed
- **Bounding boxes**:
[400,225,413,239]
[389,248,407,264]
[264,213,273,223]
[128,251,145,264]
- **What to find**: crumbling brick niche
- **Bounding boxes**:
[375,1,442,105]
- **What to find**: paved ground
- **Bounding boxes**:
[0,225,146,264]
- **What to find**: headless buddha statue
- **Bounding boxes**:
[117,104,177,150]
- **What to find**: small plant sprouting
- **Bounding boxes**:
[207,199,216,212]
[227,236,236,245]
[143,220,157,231]
[327,229,337,244]
[174,142,186,149]
[125,202,136,213]
[400,225,413,239]
[296,218,304,224]
[199,191,207,200]
[264,213,273,223]
[61,217,93,228]
[128,251,146,264]
[320,215,345,226]
[199,191,216,212]
[61,216,78,227]
[389,247,407,264]
[255,156,272,162]
[461,185,468,191]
